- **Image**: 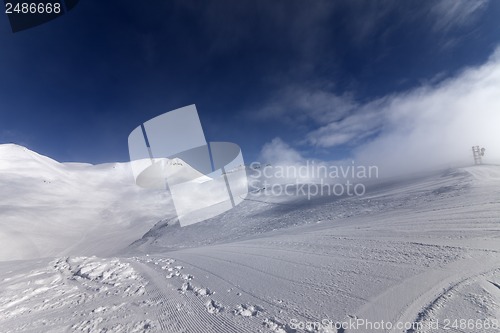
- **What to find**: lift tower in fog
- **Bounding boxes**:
[472,146,485,165]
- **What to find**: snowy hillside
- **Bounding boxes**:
[131,165,500,333]
[0,144,173,261]
[0,145,499,333]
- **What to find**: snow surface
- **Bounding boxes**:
[1,144,499,332]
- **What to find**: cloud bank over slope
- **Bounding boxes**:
[259,47,500,177]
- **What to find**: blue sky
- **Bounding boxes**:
[1,0,499,168]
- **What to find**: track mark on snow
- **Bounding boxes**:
[488,280,500,290]
[404,266,500,333]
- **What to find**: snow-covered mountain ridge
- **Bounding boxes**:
[0,144,173,261]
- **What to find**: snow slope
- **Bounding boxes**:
[125,165,500,333]
[0,144,499,332]
[0,144,173,261]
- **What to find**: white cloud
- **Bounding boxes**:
[352,48,500,175]
[258,46,500,177]
[258,137,304,165]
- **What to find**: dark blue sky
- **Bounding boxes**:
[1,0,499,164]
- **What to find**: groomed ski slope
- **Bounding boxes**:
[0,144,499,332]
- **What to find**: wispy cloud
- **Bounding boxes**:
[430,0,489,33]
[305,103,385,147]
[190,0,335,60]
[253,85,357,126]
